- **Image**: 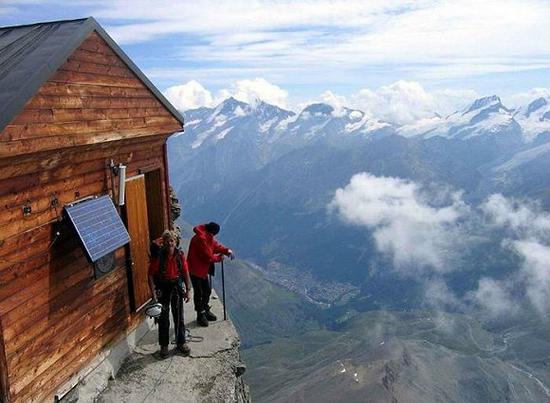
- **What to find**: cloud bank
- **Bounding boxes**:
[163,80,215,111]
[164,78,288,111]
[331,174,550,319]
[218,78,288,109]
[329,172,469,273]
[480,194,550,318]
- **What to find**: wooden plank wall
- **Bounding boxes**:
[0,31,182,158]
[0,31,178,402]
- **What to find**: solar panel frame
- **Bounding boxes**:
[64,195,130,263]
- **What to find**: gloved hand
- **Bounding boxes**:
[228,249,235,260]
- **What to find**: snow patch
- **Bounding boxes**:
[216,126,233,140]
[234,106,247,117]
[191,131,210,149]
[398,116,442,137]
[276,114,300,131]
[213,115,227,127]
[259,117,278,133]
[185,119,202,126]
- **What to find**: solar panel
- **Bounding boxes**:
[64,195,130,262]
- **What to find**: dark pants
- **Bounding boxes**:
[157,280,186,347]
[191,275,211,313]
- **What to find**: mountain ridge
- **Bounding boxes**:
[177,95,550,150]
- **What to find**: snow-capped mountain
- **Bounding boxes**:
[398,95,521,141]
[284,103,391,137]
[175,95,550,154]
[173,97,294,150]
[168,96,550,193]
[169,98,394,169]
[513,96,550,142]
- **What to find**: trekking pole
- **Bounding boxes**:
[176,286,181,344]
[221,259,227,321]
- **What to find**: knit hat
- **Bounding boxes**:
[205,222,220,235]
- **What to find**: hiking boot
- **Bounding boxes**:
[197,312,209,327]
[160,345,169,359]
[177,342,191,356]
[205,310,217,321]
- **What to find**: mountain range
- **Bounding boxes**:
[170,94,550,402]
[169,94,550,286]
[169,94,550,203]
[172,94,550,153]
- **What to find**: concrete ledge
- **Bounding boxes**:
[97,291,250,402]
[55,317,154,402]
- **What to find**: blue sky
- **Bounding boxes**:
[1,0,549,121]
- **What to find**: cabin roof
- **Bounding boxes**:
[0,17,184,133]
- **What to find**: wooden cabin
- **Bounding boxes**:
[0,18,184,402]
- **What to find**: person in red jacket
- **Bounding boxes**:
[187,222,234,327]
[148,230,192,358]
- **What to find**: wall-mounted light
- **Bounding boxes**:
[118,164,126,206]
[110,160,127,206]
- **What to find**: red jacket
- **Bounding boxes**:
[148,248,188,281]
[187,224,229,279]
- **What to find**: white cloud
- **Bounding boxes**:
[352,81,436,124]
[513,241,550,316]
[330,178,550,318]
[503,87,550,109]
[163,78,549,125]
[329,173,469,273]
[90,0,550,81]
[482,194,550,317]
[217,78,288,108]
[467,277,517,318]
[424,279,462,311]
[163,78,288,110]
[351,81,476,124]
[163,80,214,111]
[300,81,476,124]
[6,0,550,92]
[482,194,550,239]
[319,91,348,117]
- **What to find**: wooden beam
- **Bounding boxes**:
[12,107,169,125]
[0,125,179,158]
[37,82,151,98]
[24,95,162,110]
[49,71,147,89]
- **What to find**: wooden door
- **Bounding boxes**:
[145,169,164,241]
[125,175,151,311]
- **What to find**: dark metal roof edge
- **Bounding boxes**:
[0,17,89,30]
[0,17,184,135]
[90,18,185,127]
[0,18,97,133]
